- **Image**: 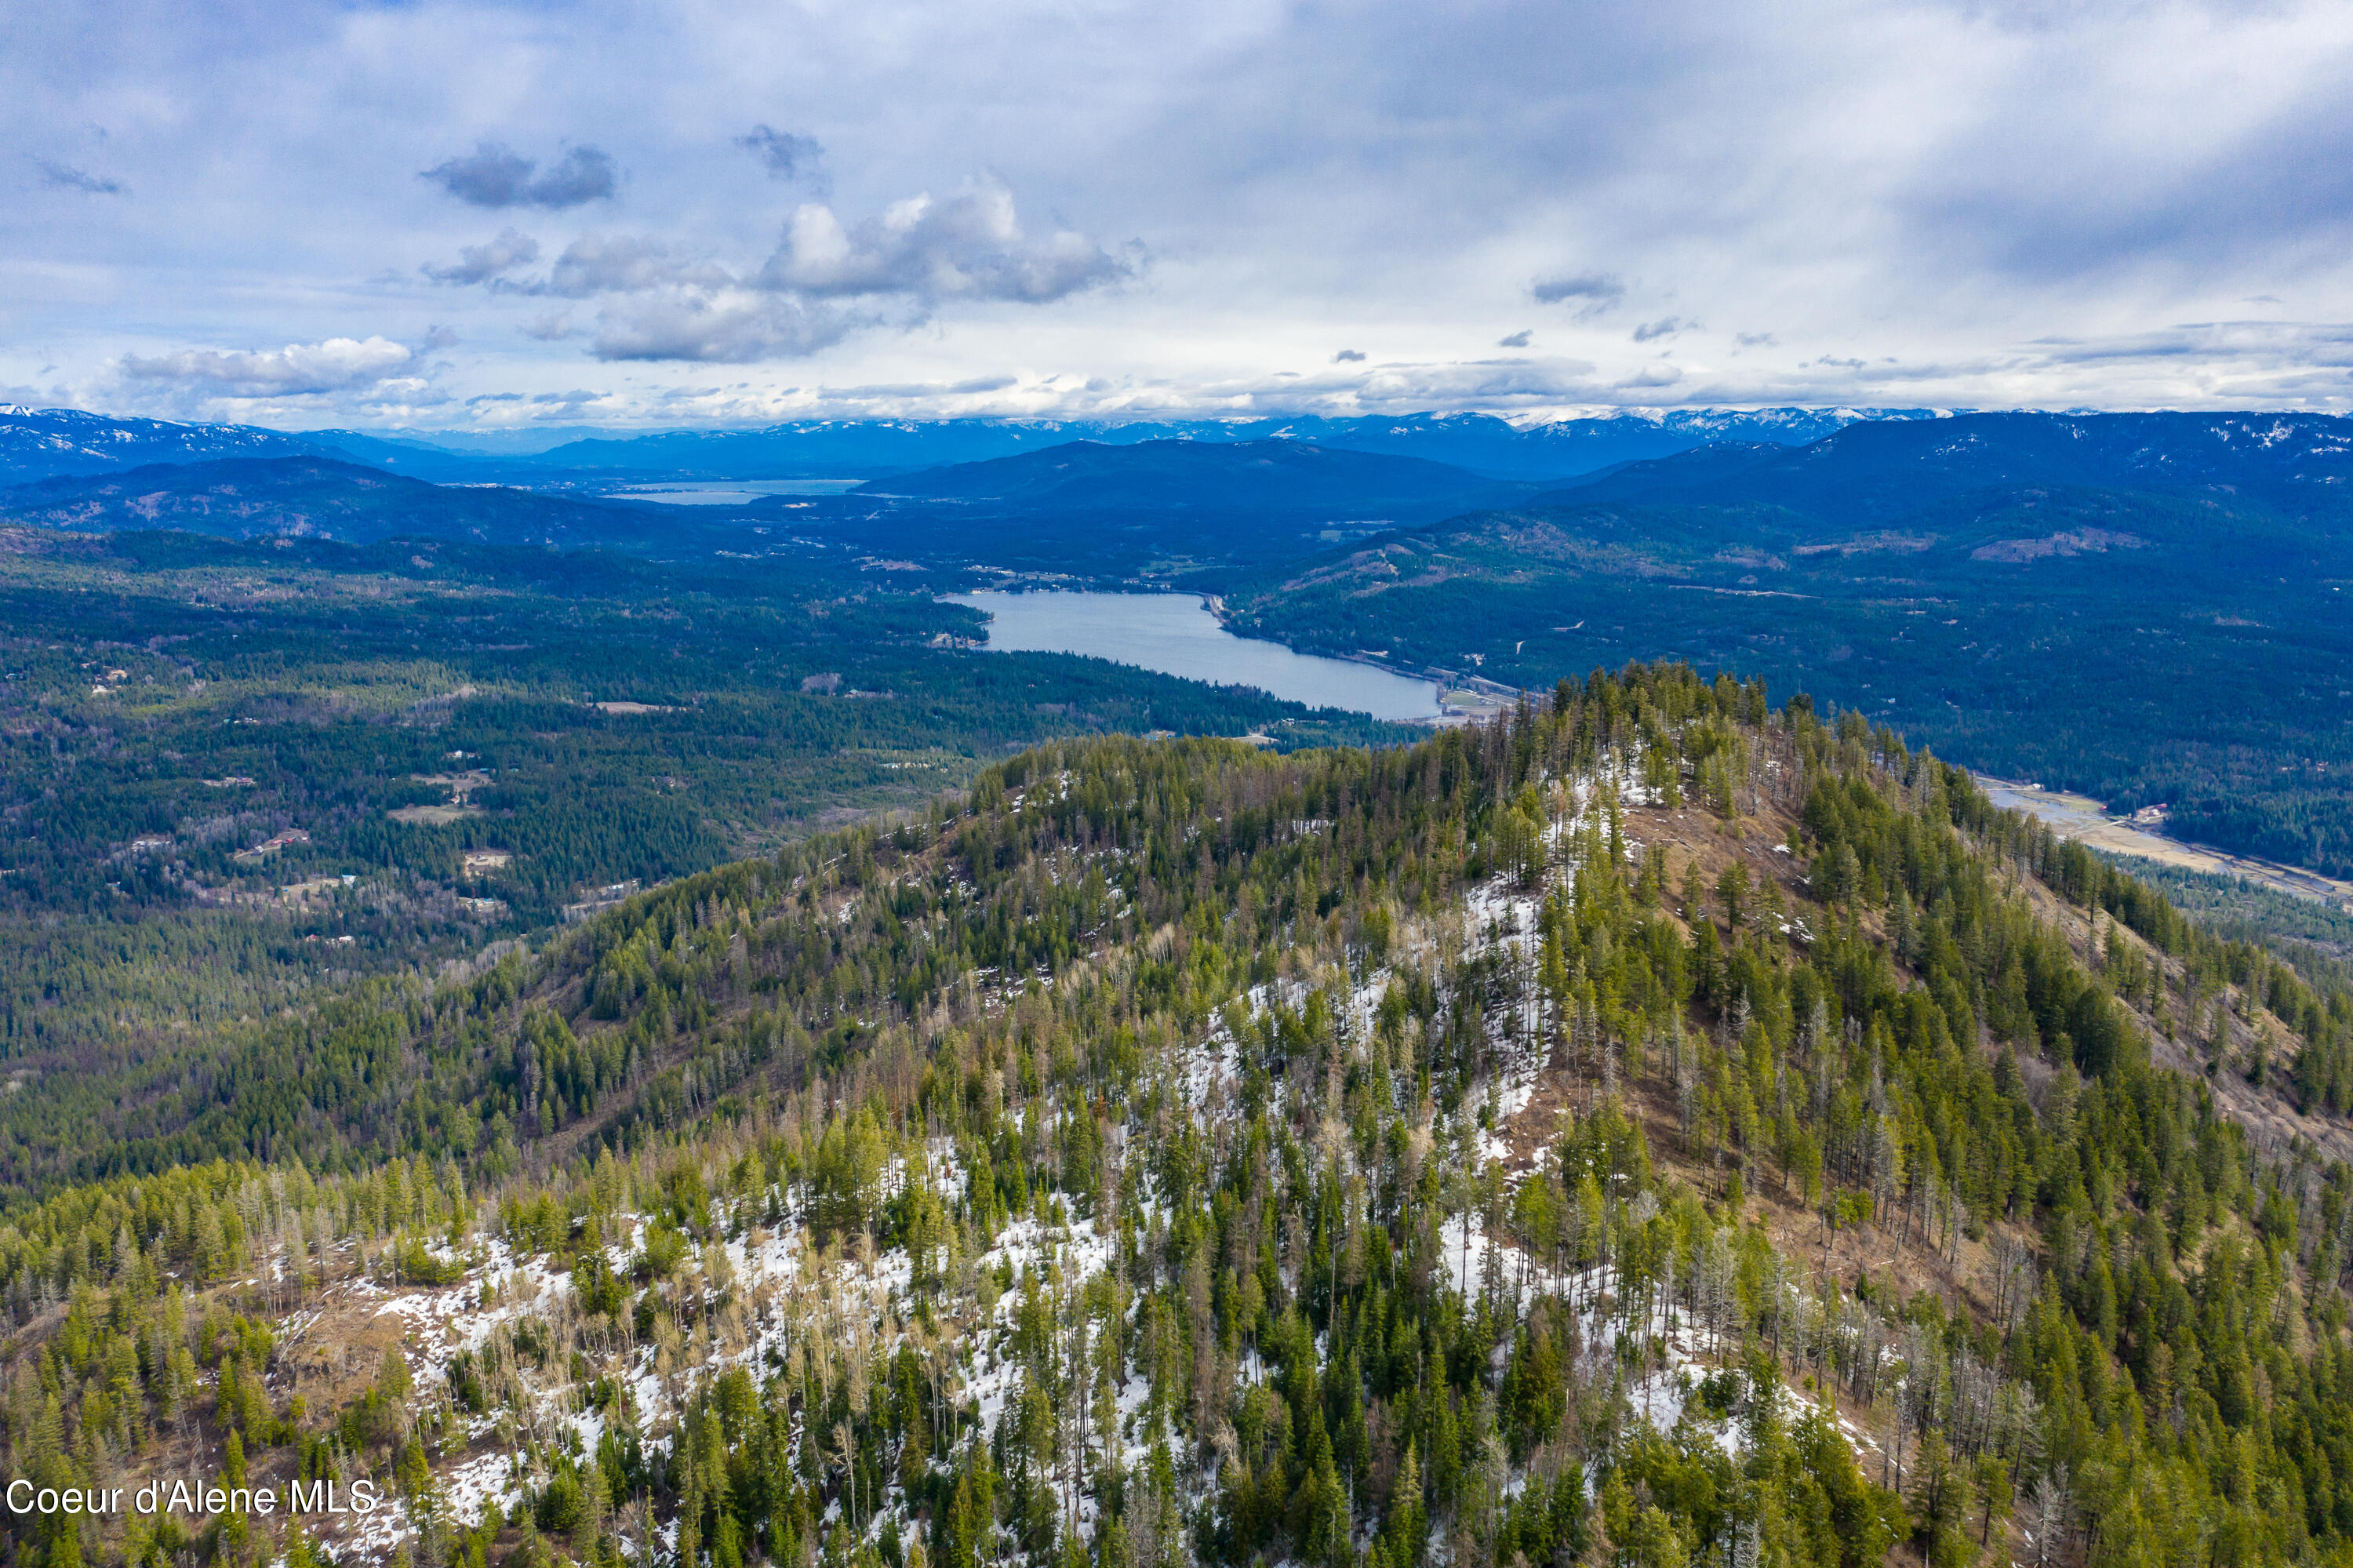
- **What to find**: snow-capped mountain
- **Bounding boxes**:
[0,404,1954,487]
[0,405,332,484]
[511,408,1951,481]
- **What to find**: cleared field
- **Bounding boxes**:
[1980,775,2353,908]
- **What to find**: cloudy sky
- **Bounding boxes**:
[9,0,2353,431]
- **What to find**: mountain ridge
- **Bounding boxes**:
[0,406,1947,486]
[515,406,1940,480]
[1540,409,2353,521]
[851,438,1526,508]
[0,405,336,485]
[0,457,653,547]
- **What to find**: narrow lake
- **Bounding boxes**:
[609,479,866,505]
[942,591,1444,722]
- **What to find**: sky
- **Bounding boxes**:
[9,0,2353,431]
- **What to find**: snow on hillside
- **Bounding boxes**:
[245,757,1894,1566]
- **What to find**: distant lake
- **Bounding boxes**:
[610,479,865,506]
[943,590,1443,722]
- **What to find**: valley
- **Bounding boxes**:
[0,526,1409,1066]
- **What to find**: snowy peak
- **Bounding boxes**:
[0,405,330,483]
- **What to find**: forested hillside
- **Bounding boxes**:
[2,668,2351,1568]
[856,442,1520,511]
[0,460,660,548]
[1225,420,2353,877]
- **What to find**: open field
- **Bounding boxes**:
[1979,775,2353,908]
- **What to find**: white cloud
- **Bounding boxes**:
[591,294,857,362]
[530,234,729,298]
[115,336,420,397]
[758,176,1126,303]
[402,176,1117,364]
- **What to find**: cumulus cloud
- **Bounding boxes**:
[409,181,1127,371]
[421,143,616,209]
[739,126,824,181]
[758,176,1125,303]
[1497,329,1532,348]
[1333,348,1366,362]
[536,235,726,297]
[591,295,856,362]
[421,227,540,284]
[116,335,420,397]
[1631,317,1686,342]
[406,173,1117,363]
[35,159,124,195]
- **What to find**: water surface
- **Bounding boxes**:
[612,479,865,506]
[943,590,1442,722]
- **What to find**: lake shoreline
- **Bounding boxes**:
[1197,592,1519,723]
[944,588,1449,722]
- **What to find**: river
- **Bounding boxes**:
[940,590,1445,722]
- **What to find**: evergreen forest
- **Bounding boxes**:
[1,662,2351,1568]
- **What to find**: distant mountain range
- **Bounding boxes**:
[0,404,1943,486]
[1222,407,2353,880]
[485,407,1935,481]
[0,457,655,547]
[1541,409,2353,520]
[856,438,1521,508]
[0,405,329,484]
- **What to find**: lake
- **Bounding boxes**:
[942,591,1444,722]
[610,479,866,505]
